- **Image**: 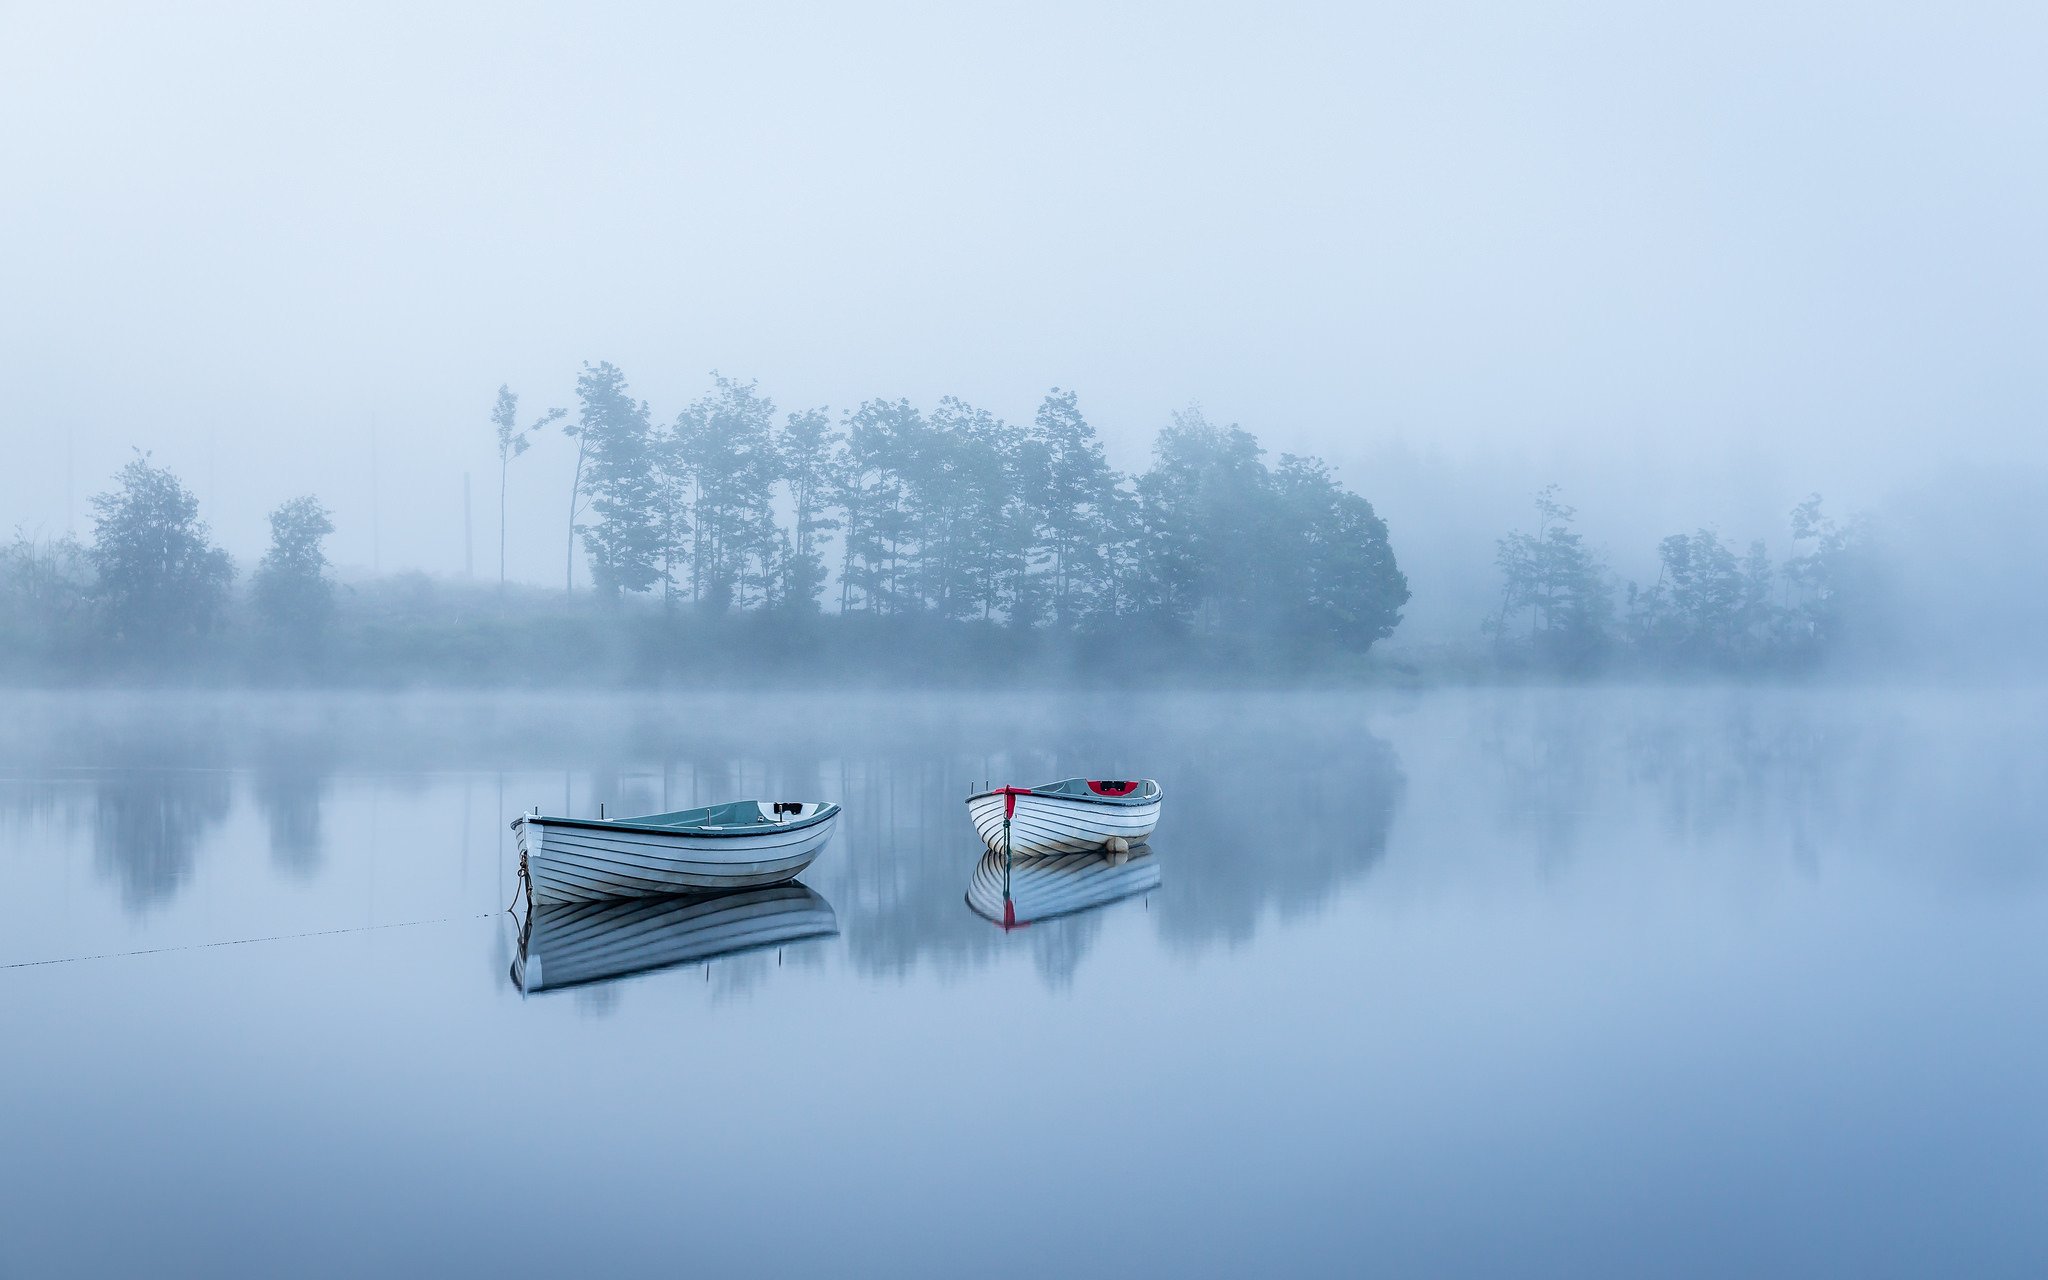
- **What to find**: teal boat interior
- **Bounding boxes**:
[519,800,837,833]
[640,800,832,829]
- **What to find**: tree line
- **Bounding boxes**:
[515,364,1410,654]
[1486,485,1887,672]
[0,364,1910,683]
[0,370,1413,679]
[0,450,339,660]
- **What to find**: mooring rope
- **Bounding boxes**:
[0,912,496,971]
[505,856,531,914]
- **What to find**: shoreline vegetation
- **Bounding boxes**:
[0,366,1916,688]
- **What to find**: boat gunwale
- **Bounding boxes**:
[510,801,841,838]
[964,780,1162,808]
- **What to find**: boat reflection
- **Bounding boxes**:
[510,884,838,994]
[965,846,1162,930]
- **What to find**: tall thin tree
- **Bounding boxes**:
[491,385,565,586]
[563,410,589,593]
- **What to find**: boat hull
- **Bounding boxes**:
[517,810,839,904]
[513,884,837,992]
[966,847,1161,926]
[967,791,1159,858]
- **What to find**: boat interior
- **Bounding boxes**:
[1036,778,1159,802]
[629,800,830,829]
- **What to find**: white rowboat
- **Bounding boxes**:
[966,845,1161,929]
[513,800,839,905]
[966,779,1161,859]
[511,884,837,993]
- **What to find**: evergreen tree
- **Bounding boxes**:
[253,495,336,638]
[911,398,1028,620]
[1740,539,1776,652]
[674,374,783,611]
[88,452,234,644]
[1025,389,1120,628]
[1784,493,1881,659]
[837,399,921,615]
[573,362,664,598]
[1132,408,1275,635]
[1488,485,1612,668]
[903,398,971,618]
[1093,476,1145,625]
[648,417,693,610]
[973,419,1035,622]
[1629,528,1757,666]
[982,427,1043,626]
[1274,455,1408,653]
[774,408,843,613]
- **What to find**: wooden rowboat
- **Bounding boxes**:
[965,845,1161,929]
[512,800,839,905]
[965,779,1161,858]
[510,884,838,993]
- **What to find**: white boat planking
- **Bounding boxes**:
[511,884,838,993]
[966,846,1161,929]
[514,799,840,904]
[966,778,1162,858]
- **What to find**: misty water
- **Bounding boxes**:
[2,687,2043,1278]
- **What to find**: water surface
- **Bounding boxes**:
[1,688,2042,1277]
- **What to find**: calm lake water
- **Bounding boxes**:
[1,687,2043,1278]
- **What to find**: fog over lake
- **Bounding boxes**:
[5,3,2047,1276]
[3,688,2042,1277]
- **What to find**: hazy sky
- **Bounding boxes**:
[3,0,2043,589]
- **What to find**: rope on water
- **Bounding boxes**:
[1,912,496,971]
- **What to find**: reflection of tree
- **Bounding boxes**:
[23,691,1412,968]
[1622,696,1842,859]
[482,699,1407,993]
[92,768,231,911]
[824,751,1004,982]
[1029,909,1104,991]
[0,775,86,839]
[1472,694,1601,875]
[1149,723,1404,954]
[253,766,325,878]
[1456,689,2048,892]
[1466,692,1847,872]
